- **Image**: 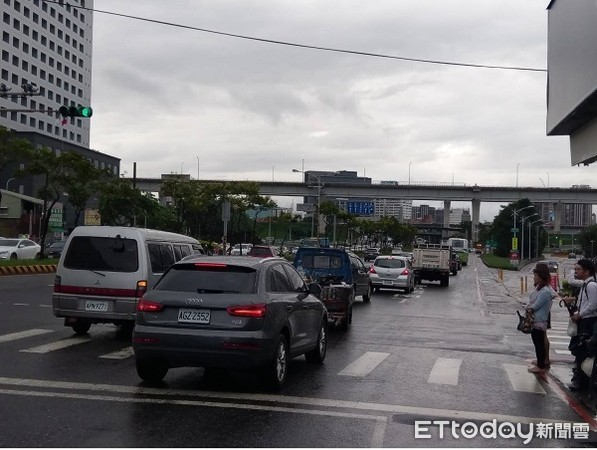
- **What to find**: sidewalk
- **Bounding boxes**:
[477,258,597,414]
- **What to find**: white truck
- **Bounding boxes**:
[412,243,452,287]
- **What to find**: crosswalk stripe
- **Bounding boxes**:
[427,358,461,385]
[20,336,91,353]
[0,329,54,344]
[99,347,134,360]
[503,363,546,394]
[338,352,390,377]
[555,349,572,355]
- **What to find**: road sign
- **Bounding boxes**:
[347,201,375,216]
[511,228,519,233]
[512,237,518,250]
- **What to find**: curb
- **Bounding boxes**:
[0,264,57,275]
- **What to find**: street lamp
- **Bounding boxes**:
[5,177,15,191]
[511,205,534,264]
[293,168,323,245]
[520,213,538,262]
[591,240,595,258]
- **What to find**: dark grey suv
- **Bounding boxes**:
[132,256,327,388]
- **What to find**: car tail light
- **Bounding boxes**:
[195,262,227,269]
[226,303,267,318]
[135,280,147,298]
[137,299,163,312]
[369,265,376,274]
[401,268,410,276]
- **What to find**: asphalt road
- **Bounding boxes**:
[1,256,596,447]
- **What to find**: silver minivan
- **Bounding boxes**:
[52,226,203,335]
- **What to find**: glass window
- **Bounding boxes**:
[64,236,139,272]
[155,263,257,294]
[267,265,293,292]
[283,264,307,292]
[147,243,175,273]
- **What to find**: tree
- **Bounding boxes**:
[577,225,597,258]
[97,177,158,227]
[0,126,35,209]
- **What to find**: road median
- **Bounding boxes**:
[0,264,57,275]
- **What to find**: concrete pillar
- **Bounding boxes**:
[554,202,562,232]
[443,200,451,239]
[471,198,481,243]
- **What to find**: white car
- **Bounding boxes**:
[0,238,42,260]
[368,255,415,293]
[230,243,252,255]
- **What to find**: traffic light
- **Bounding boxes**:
[59,105,93,118]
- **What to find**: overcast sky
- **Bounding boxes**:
[89,0,592,221]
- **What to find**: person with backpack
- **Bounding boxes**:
[526,263,554,373]
[561,258,597,391]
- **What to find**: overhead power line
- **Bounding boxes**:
[47,0,547,73]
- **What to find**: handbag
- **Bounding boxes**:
[516,310,534,334]
[567,318,578,337]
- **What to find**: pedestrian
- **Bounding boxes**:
[561,258,597,390]
[526,262,554,373]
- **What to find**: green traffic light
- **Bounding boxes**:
[78,106,93,118]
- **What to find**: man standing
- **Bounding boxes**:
[562,259,597,391]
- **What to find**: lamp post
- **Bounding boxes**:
[591,240,595,258]
[408,161,412,184]
[5,177,15,191]
[520,213,538,262]
[293,169,323,245]
[511,205,534,264]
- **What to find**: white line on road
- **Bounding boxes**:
[427,358,461,385]
[0,376,578,427]
[99,346,134,360]
[555,349,573,355]
[0,329,54,344]
[338,351,390,377]
[13,303,29,306]
[503,363,546,394]
[20,336,90,353]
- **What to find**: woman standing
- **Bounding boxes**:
[526,263,553,373]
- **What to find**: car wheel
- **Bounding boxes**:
[409,282,415,293]
[339,311,350,331]
[265,334,289,389]
[72,321,91,335]
[136,358,168,383]
[305,321,327,364]
[362,284,372,303]
[9,253,17,260]
[35,252,41,260]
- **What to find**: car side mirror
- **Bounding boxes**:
[308,283,322,298]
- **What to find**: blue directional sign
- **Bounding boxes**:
[347,201,375,216]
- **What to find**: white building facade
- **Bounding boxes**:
[1,0,93,147]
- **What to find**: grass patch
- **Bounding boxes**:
[0,258,58,267]
[480,253,518,270]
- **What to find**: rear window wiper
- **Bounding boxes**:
[87,269,106,277]
[196,288,240,294]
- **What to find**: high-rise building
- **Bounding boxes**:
[1,0,120,195]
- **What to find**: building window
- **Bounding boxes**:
[2,31,8,44]
[1,69,7,80]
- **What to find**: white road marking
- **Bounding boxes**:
[0,329,53,344]
[503,363,546,394]
[0,376,576,427]
[99,346,134,360]
[555,349,572,355]
[427,358,461,385]
[20,336,90,353]
[39,304,52,308]
[13,303,29,306]
[338,352,390,377]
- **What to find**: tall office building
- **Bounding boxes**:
[1,0,93,146]
[1,0,120,194]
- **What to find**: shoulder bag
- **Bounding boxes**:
[516,309,534,334]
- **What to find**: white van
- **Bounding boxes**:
[52,226,204,335]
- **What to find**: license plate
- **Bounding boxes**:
[85,300,108,312]
[383,280,393,285]
[178,308,210,324]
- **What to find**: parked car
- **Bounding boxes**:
[46,240,67,259]
[363,248,381,262]
[247,245,279,258]
[230,243,252,255]
[0,238,41,260]
[293,247,369,330]
[132,255,327,388]
[368,256,415,293]
[568,252,577,259]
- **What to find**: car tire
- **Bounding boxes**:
[136,358,168,383]
[339,311,350,331]
[409,282,415,293]
[362,284,372,303]
[35,252,41,260]
[9,253,17,260]
[305,321,327,364]
[265,334,289,389]
[72,321,91,335]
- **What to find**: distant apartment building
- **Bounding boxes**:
[373,198,412,221]
[534,186,592,227]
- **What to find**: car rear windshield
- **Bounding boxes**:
[63,236,139,272]
[249,247,274,257]
[375,259,406,269]
[155,263,258,293]
[299,254,343,270]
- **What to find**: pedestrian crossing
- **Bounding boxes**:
[0,327,565,394]
[547,320,574,358]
